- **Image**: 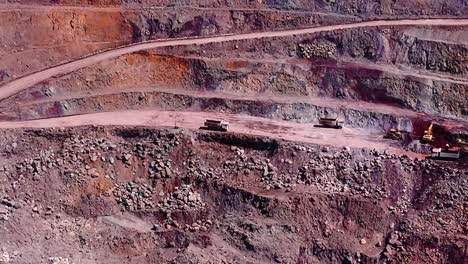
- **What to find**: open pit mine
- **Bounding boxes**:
[0,1,467,263]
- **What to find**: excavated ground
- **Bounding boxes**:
[0,1,467,85]
[0,3,360,84]
[0,1,467,263]
[2,23,466,123]
[1,48,466,147]
[0,127,466,263]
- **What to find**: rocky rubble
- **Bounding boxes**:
[113,181,155,211]
[48,257,71,264]
[185,149,221,180]
[132,139,178,159]
[382,231,405,259]
[259,158,303,192]
[154,217,214,233]
[148,158,175,179]
[183,218,214,233]
[0,196,17,221]
[15,148,58,180]
[62,136,118,162]
[223,146,293,190]
[159,184,205,212]
[223,143,458,219]
[225,144,409,200]
[0,127,466,263]
[298,42,337,58]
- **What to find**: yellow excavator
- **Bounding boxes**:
[385,129,402,140]
[421,123,434,143]
[457,139,468,146]
[457,139,468,153]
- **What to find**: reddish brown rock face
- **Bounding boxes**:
[0,1,466,263]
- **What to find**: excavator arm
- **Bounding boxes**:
[422,123,434,143]
[427,124,433,134]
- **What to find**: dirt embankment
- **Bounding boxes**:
[0,127,466,263]
[400,37,468,75]
[0,5,358,84]
[152,28,468,117]
[3,89,410,129]
[1,1,466,85]
[0,9,134,84]
[4,51,467,120]
[0,2,466,263]
[3,0,467,18]
[157,25,468,76]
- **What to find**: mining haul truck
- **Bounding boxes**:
[431,148,461,160]
[204,119,229,132]
[319,118,344,129]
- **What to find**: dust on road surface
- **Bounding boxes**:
[0,109,425,158]
[17,86,467,129]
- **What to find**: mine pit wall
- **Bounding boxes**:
[155,25,468,71]
[0,2,466,85]
[392,32,468,76]
[10,89,423,134]
[205,59,468,119]
[0,5,359,85]
[124,9,358,42]
[0,10,134,84]
[8,49,466,119]
[2,0,467,18]
[152,34,467,118]
[408,39,468,75]
[210,184,392,262]
[2,50,465,140]
[1,10,466,109]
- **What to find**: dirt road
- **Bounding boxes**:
[15,84,468,128]
[0,109,425,158]
[1,18,468,101]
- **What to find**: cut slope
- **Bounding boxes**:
[1,18,468,101]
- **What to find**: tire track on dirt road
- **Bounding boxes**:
[0,109,425,158]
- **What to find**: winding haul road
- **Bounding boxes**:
[0,18,467,157]
[0,109,425,158]
[1,18,468,101]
